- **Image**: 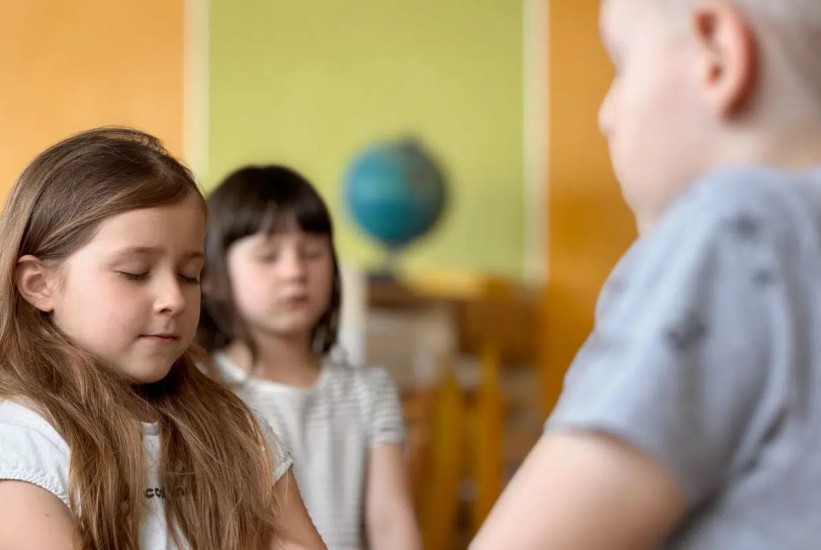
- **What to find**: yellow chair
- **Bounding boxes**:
[471,344,503,533]
[419,370,467,550]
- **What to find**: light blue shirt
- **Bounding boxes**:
[548,166,821,548]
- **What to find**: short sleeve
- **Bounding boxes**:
[367,367,406,448]
[0,402,71,507]
[256,415,293,483]
[548,173,799,508]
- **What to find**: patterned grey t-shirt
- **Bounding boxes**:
[548,166,821,548]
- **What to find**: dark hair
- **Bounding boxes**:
[199,165,341,357]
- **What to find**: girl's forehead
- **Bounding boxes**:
[85,197,206,253]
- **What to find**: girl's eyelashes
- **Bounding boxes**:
[301,247,326,259]
[255,253,279,263]
[119,271,148,282]
[179,273,201,284]
[117,271,202,284]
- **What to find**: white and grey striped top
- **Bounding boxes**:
[213,353,406,550]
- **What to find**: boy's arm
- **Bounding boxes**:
[365,443,422,550]
[471,431,686,550]
[471,174,797,549]
[272,470,327,550]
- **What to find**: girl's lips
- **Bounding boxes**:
[281,295,309,307]
[140,334,179,343]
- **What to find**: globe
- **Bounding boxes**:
[343,137,447,269]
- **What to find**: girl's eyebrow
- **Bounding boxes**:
[110,246,205,261]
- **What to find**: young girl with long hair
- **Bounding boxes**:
[0,128,325,550]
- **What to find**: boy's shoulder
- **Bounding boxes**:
[598,165,821,329]
[673,166,821,230]
[639,165,821,269]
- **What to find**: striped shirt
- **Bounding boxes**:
[213,353,406,550]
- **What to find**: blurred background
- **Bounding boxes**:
[0,1,636,547]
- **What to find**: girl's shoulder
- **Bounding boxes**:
[322,359,406,444]
[0,399,68,449]
[252,413,293,482]
[322,359,400,398]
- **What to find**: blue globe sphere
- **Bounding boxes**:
[343,138,447,251]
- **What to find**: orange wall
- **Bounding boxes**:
[0,1,185,199]
[541,0,637,412]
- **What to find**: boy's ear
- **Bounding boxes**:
[691,0,757,116]
[15,255,58,313]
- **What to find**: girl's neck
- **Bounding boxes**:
[222,334,323,388]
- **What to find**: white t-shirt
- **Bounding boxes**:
[214,353,406,550]
[0,399,291,549]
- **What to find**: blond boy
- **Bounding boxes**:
[473,1,821,548]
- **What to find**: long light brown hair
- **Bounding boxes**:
[0,128,281,549]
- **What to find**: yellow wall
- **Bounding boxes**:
[0,1,185,199]
[208,0,525,277]
[542,0,637,411]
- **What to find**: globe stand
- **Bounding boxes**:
[370,245,403,283]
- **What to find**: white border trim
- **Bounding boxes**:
[183,0,210,180]
[523,0,548,284]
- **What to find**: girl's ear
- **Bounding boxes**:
[15,255,58,312]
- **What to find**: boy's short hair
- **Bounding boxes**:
[668,0,821,95]
[669,0,821,22]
